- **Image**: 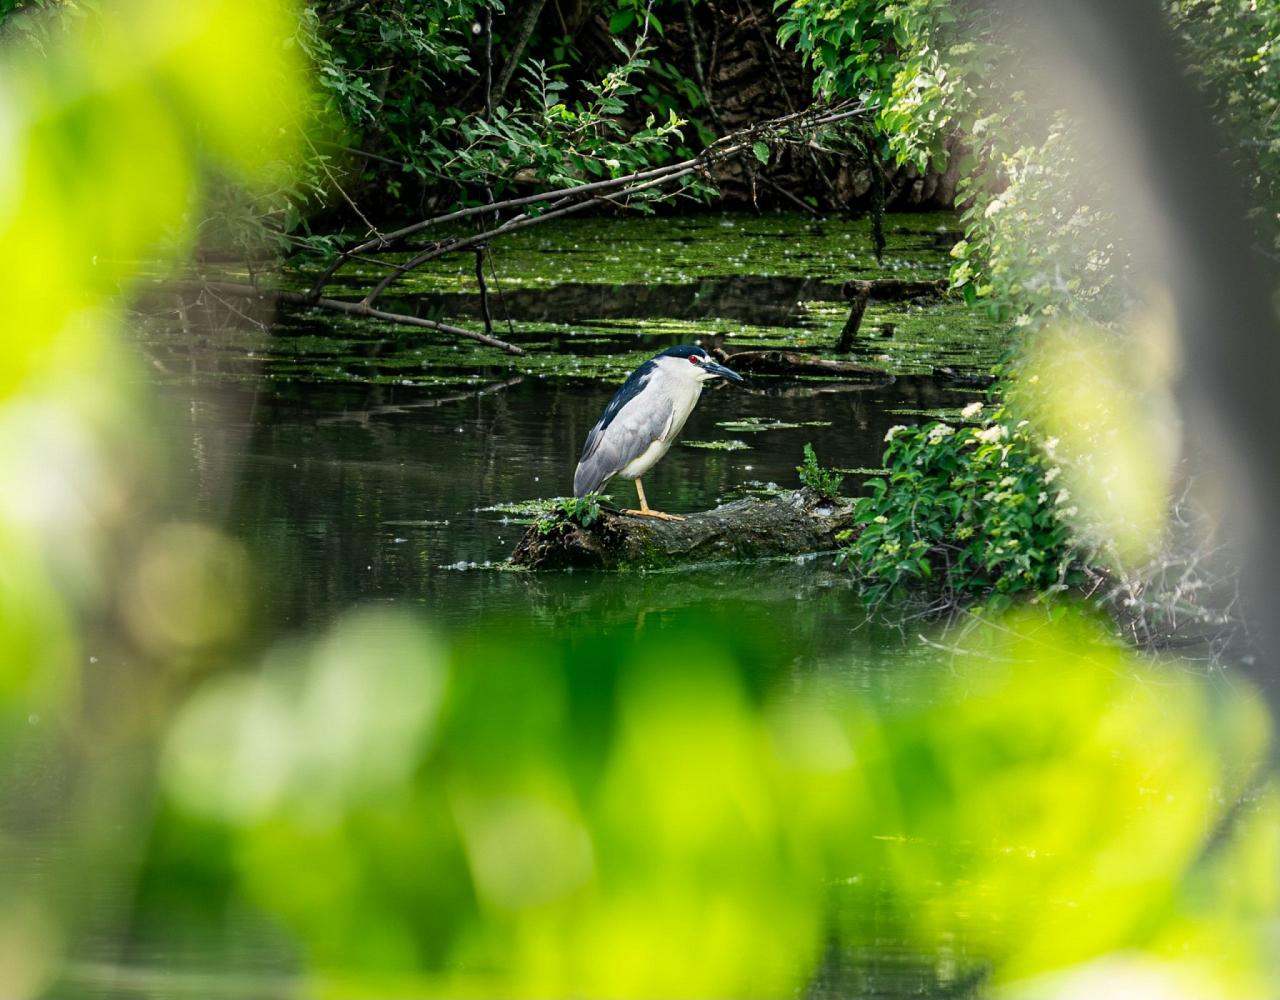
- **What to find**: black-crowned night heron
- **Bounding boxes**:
[574,344,744,521]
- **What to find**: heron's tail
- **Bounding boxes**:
[573,462,605,498]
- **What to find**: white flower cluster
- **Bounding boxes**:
[885,424,907,442]
[927,423,955,444]
[976,424,1007,444]
[960,401,984,420]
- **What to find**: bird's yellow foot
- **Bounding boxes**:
[622,508,686,522]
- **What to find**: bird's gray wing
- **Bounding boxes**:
[574,380,675,497]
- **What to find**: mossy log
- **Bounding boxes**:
[511,489,855,570]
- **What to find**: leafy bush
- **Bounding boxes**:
[777,0,997,171]
[949,121,1128,325]
[796,443,844,499]
[1169,0,1280,253]
[843,406,1084,606]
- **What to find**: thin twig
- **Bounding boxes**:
[484,6,493,119]
[474,246,494,337]
[486,248,518,341]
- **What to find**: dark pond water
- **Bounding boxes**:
[86,211,1005,998]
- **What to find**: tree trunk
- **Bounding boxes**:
[493,0,549,105]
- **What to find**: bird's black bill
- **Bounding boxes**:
[705,360,744,383]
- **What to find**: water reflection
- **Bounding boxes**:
[380,276,844,328]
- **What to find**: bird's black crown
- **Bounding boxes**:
[658,344,709,360]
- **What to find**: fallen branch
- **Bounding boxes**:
[511,489,855,570]
[317,376,524,424]
[713,348,890,378]
[842,278,948,299]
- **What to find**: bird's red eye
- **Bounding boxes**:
[689,356,699,364]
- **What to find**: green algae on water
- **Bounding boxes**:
[682,439,751,451]
[152,211,1005,385]
[716,417,833,433]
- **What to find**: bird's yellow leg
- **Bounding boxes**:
[622,478,685,522]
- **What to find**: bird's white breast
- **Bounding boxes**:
[657,366,704,441]
[615,365,703,480]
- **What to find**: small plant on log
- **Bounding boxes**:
[535,494,604,535]
[797,443,844,500]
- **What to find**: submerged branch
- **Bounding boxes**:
[168,280,528,355]
[837,277,949,351]
[713,348,890,378]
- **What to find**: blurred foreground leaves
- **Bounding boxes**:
[133,610,1278,998]
[0,0,306,995]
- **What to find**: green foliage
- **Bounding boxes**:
[5,2,1279,998]
[776,0,1001,170]
[949,121,1131,325]
[844,409,1084,606]
[0,0,716,261]
[422,59,692,200]
[796,442,844,499]
[775,0,1280,604]
[289,0,707,230]
[776,0,1096,324]
[536,493,604,534]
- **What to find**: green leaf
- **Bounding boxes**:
[752,141,770,164]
